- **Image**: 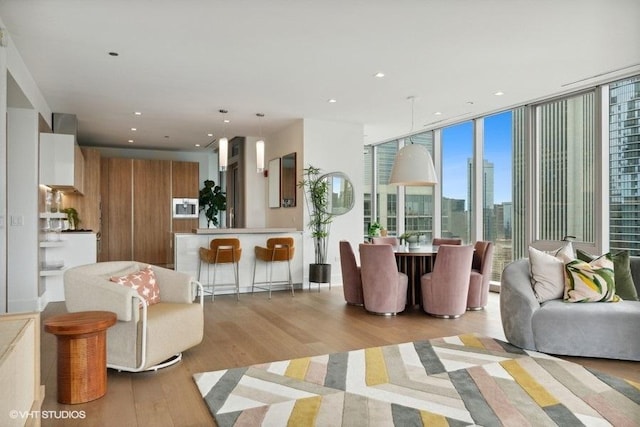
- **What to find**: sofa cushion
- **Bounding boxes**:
[577,249,638,301]
[110,266,160,306]
[564,255,619,303]
[528,243,574,302]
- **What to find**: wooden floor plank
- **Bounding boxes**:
[38,287,639,426]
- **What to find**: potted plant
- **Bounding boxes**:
[400,231,423,249]
[199,180,227,227]
[298,165,333,283]
[368,221,381,237]
[62,207,80,230]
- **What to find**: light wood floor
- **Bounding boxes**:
[39,288,640,427]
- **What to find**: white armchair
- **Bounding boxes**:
[64,261,204,372]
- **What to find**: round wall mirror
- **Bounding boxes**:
[318,172,355,216]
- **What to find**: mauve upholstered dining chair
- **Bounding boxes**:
[371,236,400,248]
[359,243,408,315]
[421,244,474,318]
[467,241,495,310]
[432,238,462,246]
[339,241,364,306]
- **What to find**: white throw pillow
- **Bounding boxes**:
[528,243,574,303]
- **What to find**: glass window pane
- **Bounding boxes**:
[363,145,373,236]
[536,92,595,243]
[442,122,473,243]
[609,75,640,255]
[376,141,398,235]
[483,111,515,281]
[404,131,434,241]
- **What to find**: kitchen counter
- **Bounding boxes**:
[192,227,297,234]
[174,229,303,295]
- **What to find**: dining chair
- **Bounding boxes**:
[467,241,495,310]
[198,238,242,300]
[252,237,295,299]
[421,244,474,318]
[359,243,408,315]
[432,238,462,246]
[371,236,400,248]
[339,241,364,306]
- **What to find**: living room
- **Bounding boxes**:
[0,2,639,426]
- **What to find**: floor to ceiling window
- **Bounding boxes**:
[375,141,398,235]
[609,75,640,255]
[363,145,373,236]
[404,131,435,241]
[536,91,596,243]
[483,111,515,281]
[442,121,473,243]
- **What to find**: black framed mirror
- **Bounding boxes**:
[281,152,296,208]
[318,172,355,215]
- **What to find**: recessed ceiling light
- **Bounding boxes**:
[134,111,142,116]
[434,111,442,116]
[207,133,213,137]
[108,51,119,57]
[374,72,385,78]
[466,101,474,105]
[494,91,504,96]
[195,144,201,147]
[328,98,337,103]
[223,119,230,123]
[131,127,137,131]
[164,135,169,138]
[128,139,134,143]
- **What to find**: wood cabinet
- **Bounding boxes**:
[100,158,198,266]
[172,161,199,234]
[99,158,133,261]
[133,159,171,265]
[64,147,101,233]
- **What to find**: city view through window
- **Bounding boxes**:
[365,74,640,282]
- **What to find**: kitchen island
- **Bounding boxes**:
[174,228,303,296]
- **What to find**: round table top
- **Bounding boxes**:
[44,311,117,336]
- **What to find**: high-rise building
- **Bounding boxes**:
[609,75,640,255]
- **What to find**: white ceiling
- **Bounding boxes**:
[0,0,639,151]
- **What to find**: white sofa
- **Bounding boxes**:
[64,261,204,371]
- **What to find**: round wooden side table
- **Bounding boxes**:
[44,311,117,404]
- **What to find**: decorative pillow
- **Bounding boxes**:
[576,249,638,301]
[110,266,160,307]
[564,254,620,302]
[528,243,574,303]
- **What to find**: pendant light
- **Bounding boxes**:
[218,109,228,172]
[256,113,265,173]
[389,96,438,186]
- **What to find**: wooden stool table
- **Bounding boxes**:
[44,311,117,404]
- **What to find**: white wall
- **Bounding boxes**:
[7,108,40,312]
[265,120,304,230]
[243,136,266,228]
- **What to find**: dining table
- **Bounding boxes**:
[394,245,439,307]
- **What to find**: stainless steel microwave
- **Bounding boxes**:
[173,198,199,218]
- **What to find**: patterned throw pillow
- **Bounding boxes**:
[564,254,620,303]
[110,266,160,306]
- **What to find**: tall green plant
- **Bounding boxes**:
[298,165,333,264]
[199,180,226,227]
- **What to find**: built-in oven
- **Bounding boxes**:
[173,198,199,218]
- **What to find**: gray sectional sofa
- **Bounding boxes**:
[500,256,640,361]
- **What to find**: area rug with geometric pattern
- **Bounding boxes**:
[193,333,640,426]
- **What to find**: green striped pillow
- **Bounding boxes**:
[564,254,620,303]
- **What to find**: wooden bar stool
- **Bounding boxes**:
[252,237,295,299]
[197,238,242,300]
[44,311,117,404]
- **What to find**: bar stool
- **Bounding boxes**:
[252,237,295,299]
[197,238,242,300]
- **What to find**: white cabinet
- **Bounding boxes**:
[39,133,85,194]
[39,231,97,302]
